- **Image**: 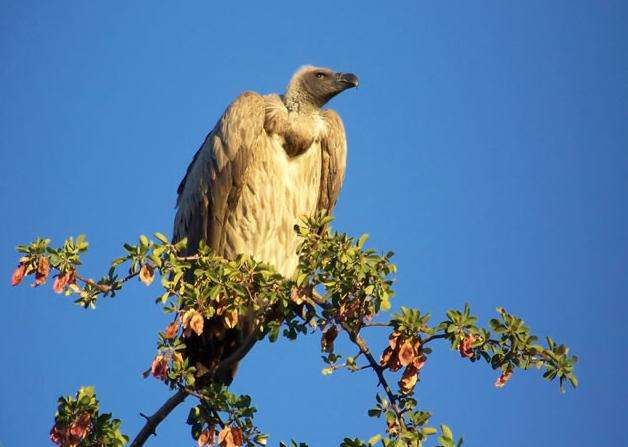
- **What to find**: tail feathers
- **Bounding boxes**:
[185,317,246,387]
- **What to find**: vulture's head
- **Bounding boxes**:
[287,65,359,109]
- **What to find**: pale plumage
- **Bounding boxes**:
[172,66,357,383]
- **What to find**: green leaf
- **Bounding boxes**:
[294,272,306,286]
[441,424,453,440]
[111,257,126,267]
[75,234,89,250]
[158,292,169,304]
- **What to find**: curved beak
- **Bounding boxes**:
[337,72,359,89]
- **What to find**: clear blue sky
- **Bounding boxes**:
[1,1,626,446]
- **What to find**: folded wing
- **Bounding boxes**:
[173,92,266,255]
[318,109,347,215]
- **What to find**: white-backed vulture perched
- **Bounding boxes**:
[172,65,358,384]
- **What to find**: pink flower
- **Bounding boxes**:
[11,264,26,286]
[68,412,91,442]
[49,424,64,445]
[53,270,76,294]
[34,256,50,286]
[459,334,476,359]
[495,369,513,388]
[151,355,169,380]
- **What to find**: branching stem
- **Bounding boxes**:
[129,389,187,447]
[342,323,407,429]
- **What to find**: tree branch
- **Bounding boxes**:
[303,289,406,424]
[130,326,259,446]
[129,389,187,447]
[342,323,406,428]
[362,321,392,328]
[423,333,447,344]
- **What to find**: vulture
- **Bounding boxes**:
[172,65,359,384]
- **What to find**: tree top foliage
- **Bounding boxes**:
[11,214,577,447]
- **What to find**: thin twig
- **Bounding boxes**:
[179,386,206,401]
[211,409,226,429]
[303,289,405,423]
[176,254,200,261]
[422,333,447,344]
[362,321,392,328]
[341,323,406,429]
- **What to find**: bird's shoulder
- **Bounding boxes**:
[262,93,286,109]
[261,94,288,135]
[216,91,267,138]
[175,91,267,199]
[321,108,345,133]
[318,108,347,152]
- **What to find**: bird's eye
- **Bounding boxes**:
[315,72,326,79]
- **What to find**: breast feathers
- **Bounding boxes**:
[173,92,347,277]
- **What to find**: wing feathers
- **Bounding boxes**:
[173,92,266,255]
[318,109,347,214]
